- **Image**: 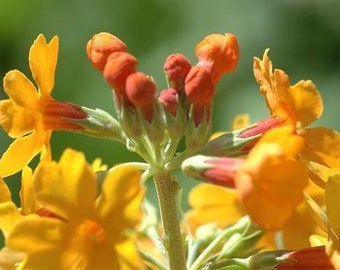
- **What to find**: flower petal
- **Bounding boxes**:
[20,166,40,215]
[0,132,43,177]
[7,216,63,270]
[0,202,22,236]
[0,178,11,203]
[97,164,144,231]
[186,184,244,232]
[0,99,36,138]
[289,80,323,127]
[302,127,340,168]
[3,70,39,108]
[33,148,97,220]
[29,34,59,95]
[325,173,340,237]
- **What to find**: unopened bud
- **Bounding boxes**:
[195,33,239,83]
[185,66,215,126]
[163,53,191,91]
[87,32,127,71]
[103,51,138,100]
[158,88,178,116]
[182,155,244,187]
[125,72,157,122]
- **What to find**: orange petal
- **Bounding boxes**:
[0,133,43,177]
[29,34,59,96]
[289,80,323,127]
[302,127,340,168]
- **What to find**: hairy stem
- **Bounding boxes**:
[154,171,186,270]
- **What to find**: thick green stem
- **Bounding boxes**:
[154,172,186,270]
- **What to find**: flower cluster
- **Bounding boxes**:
[0,31,339,270]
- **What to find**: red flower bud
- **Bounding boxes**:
[158,88,178,116]
[103,51,138,99]
[163,53,191,91]
[185,66,215,105]
[125,72,157,122]
[87,32,127,71]
[184,66,215,125]
[202,157,245,187]
[195,33,239,83]
[276,246,333,270]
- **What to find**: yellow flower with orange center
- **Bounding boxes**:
[0,35,87,178]
[1,149,145,270]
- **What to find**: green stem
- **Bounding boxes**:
[154,171,186,270]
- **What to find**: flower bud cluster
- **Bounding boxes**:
[87,32,240,166]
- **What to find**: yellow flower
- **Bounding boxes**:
[0,34,87,178]
[186,126,315,248]
[3,148,145,270]
[253,49,340,181]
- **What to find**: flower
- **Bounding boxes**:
[0,34,87,177]
[253,49,340,182]
[2,148,145,270]
[184,126,309,232]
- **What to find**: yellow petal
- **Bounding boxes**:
[0,202,22,236]
[281,200,326,249]
[257,125,304,157]
[0,178,11,203]
[325,173,340,236]
[186,184,244,232]
[29,34,59,96]
[232,113,250,131]
[7,216,63,270]
[97,164,144,231]
[33,148,97,220]
[0,99,35,138]
[20,166,40,215]
[289,80,323,127]
[3,70,39,108]
[0,133,43,177]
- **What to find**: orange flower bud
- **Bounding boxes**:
[163,53,191,91]
[184,66,215,105]
[125,72,157,122]
[103,51,138,99]
[195,33,239,83]
[158,88,178,116]
[86,32,127,71]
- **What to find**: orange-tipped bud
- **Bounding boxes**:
[163,53,192,91]
[125,72,157,122]
[87,32,127,71]
[195,33,239,83]
[103,51,138,99]
[158,88,178,116]
[184,66,215,105]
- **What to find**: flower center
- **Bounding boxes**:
[78,219,106,245]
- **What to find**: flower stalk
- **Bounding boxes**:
[153,171,187,270]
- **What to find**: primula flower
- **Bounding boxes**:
[2,148,145,270]
[0,34,87,177]
[184,126,309,232]
[253,49,340,178]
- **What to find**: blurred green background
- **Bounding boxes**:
[0,0,340,206]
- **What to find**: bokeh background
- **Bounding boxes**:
[1,0,340,208]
